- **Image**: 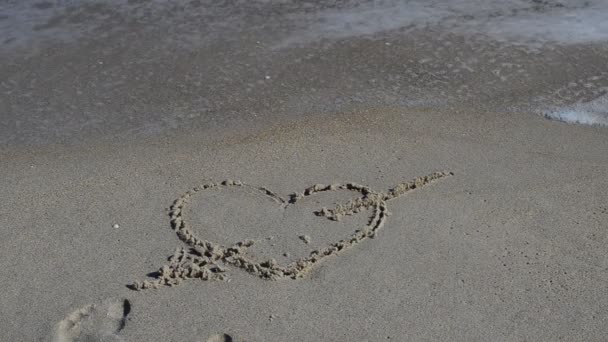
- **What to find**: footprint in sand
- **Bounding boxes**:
[52,298,131,342]
[205,333,234,342]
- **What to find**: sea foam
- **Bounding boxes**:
[543,95,608,127]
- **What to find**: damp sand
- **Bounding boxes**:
[1,107,607,341]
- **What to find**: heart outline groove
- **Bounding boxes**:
[131,171,453,290]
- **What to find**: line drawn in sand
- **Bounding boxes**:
[131,171,453,290]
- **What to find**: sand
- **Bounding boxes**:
[1,1,608,341]
[2,107,607,341]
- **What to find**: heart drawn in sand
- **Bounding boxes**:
[132,172,453,290]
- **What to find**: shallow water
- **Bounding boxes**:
[542,94,608,126]
[1,0,607,146]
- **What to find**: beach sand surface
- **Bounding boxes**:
[2,107,608,341]
[1,1,608,341]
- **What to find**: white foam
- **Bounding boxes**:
[284,0,608,46]
[543,95,608,126]
[483,5,608,45]
[4,1,608,53]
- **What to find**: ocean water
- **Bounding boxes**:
[4,0,608,54]
[543,95,608,127]
[284,1,608,128]
[283,0,608,46]
[1,0,607,145]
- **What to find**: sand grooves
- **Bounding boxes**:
[132,172,453,290]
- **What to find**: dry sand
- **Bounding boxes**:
[1,1,608,341]
[2,107,607,341]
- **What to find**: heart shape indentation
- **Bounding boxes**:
[132,172,452,290]
[181,182,376,266]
